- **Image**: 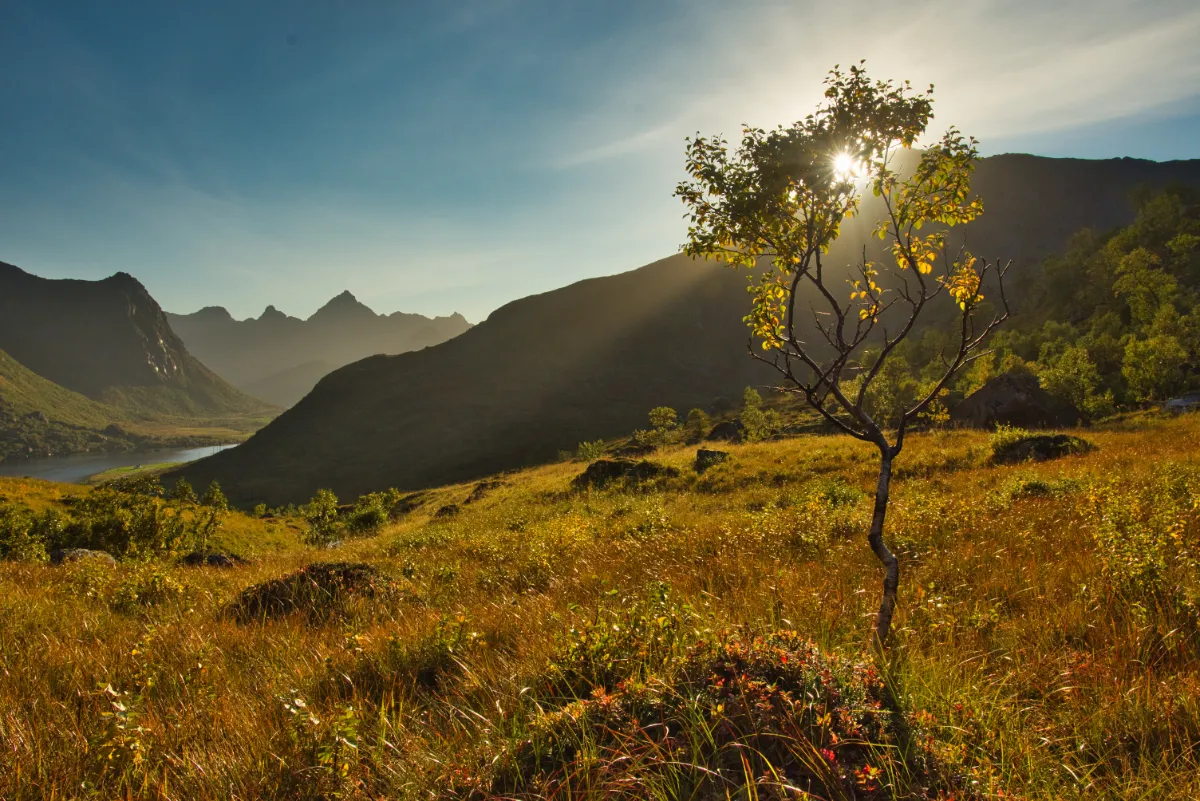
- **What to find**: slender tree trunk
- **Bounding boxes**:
[868,450,899,648]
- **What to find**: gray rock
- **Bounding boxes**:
[181,552,248,568]
[49,548,116,566]
[1163,392,1200,415]
[706,420,743,443]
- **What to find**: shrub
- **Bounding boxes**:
[111,565,187,613]
[683,408,710,443]
[468,629,957,800]
[56,488,191,559]
[168,478,197,505]
[576,440,606,461]
[0,504,47,562]
[634,406,682,448]
[549,583,697,697]
[303,489,342,546]
[227,562,392,623]
[740,387,782,442]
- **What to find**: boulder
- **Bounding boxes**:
[572,459,680,489]
[992,433,1093,465]
[1163,392,1200,415]
[434,503,460,518]
[227,561,391,623]
[706,420,743,443]
[951,371,1080,429]
[49,548,116,566]
[181,552,248,568]
[695,449,730,473]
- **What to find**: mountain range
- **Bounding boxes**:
[176,155,1200,505]
[166,294,471,406]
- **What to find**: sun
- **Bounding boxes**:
[833,152,855,178]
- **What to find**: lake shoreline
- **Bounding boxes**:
[0,444,238,485]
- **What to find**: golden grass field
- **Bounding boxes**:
[1,413,1198,800]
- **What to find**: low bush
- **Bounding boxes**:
[462,629,959,800]
[226,562,392,623]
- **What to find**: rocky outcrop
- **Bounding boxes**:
[181,552,249,568]
[706,421,744,443]
[991,433,1093,465]
[226,562,391,622]
[49,548,116,566]
[951,371,1080,429]
[572,459,680,489]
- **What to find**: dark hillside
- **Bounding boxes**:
[0,262,272,418]
[179,155,1200,505]
[179,255,764,503]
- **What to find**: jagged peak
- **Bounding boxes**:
[309,290,377,321]
[104,270,144,286]
[259,304,289,321]
[190,306,233,321]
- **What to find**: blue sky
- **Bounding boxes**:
[2,0,1199,322]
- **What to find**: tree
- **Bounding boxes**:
[683,408,711,443]
[1123,335,1189,402]
[303,488,342,546]
[648,406,678,432]
[635,406,682,448]
[740,387,782,442]
[676,63,1010,647]
[195,481,229,552]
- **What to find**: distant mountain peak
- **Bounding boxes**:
[194,306,233,321]
[103,271,147,290]
[309,290,377,322]
[259,305,288,322]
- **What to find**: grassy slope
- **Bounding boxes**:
[1,348,271,461]
[2,415,1200,798]
[0,348,118,428]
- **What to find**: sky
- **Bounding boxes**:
[2,0,1199,323]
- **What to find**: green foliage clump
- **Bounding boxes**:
[302,488,398,544]
[303,489,342,546]
[575,440,605,461]
[345,489,399,535]
[1037,344,1115,420]
[740,387,781,442]
[0,504,49,562]
[1087,465,1200,600]
[633,406,682,448]
[0,478,207,560]
[1123,334,1190,402]
[111,564,187,613]
[683,408,710,443]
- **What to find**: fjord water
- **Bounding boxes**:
[0,444,236,484]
